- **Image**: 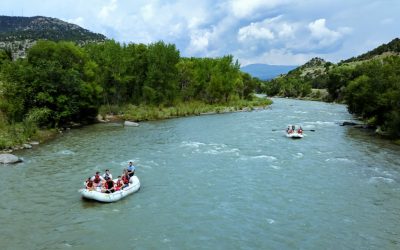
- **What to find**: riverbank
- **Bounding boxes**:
[270,89,331,102]
[0,98,273,152]
[100,99,272,122]
[0,125,59,153]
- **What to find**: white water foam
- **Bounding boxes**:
[269,165,281,170]
[180,141,206,148]
[303,121,336,127]
[325,157,354,163]
[182,141,240,156]
[57,150,75,155]
[368,176,395,184]
[293,152,304,158]
[251,155,277,161]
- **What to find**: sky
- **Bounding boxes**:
[0,0,399,66]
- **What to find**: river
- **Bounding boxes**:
[1,98,399,249]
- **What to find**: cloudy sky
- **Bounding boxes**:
[1,0,399,66]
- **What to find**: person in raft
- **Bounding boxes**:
[115,176,124,191]
[127,162,136,177]
[85,177,95,191]
[103,169,113,181]
[103,177,115,193]
[91,171,104,187]
[121,169,130,188]
[297,126,303,134]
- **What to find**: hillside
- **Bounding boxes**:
[343,37,400,63]
[0,15,106,58]
[240,63,297,80]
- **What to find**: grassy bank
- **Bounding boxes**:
[100,98,273,122]
[0,116,59,151]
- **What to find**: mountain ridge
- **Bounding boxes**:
[0,15,106,58]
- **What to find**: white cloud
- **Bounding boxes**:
[308,19,342,46]
[98,0,118,19]
[229,0,292,18]
[237,16,298,43]
[141,4,154,21]
[238,48,312,66]
[278,23,295,38]
[308,18,350,49]
[188,29,211,53]
[238,22,275,42]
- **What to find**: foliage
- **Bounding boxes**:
[263,77,312,97]
[344,56,400,137]
[0,39,264,149]
[1,40,102,127]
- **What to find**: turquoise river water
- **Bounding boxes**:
[1,98,400,249]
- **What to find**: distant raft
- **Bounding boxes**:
[80,176,140,203]
[286,131,304,139]
[286,125,304,139]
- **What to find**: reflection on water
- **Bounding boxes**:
[1,98,399,249]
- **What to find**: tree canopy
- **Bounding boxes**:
[0,40,261,130]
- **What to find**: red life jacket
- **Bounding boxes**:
[116,179,123,187]
[86,181,93,188]
[122,175,129,184]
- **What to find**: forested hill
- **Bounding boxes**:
[0,16,106,41]
[343,37,400,63]
[262,37,400,139]
[0,15,106,58]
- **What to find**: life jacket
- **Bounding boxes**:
[122,175,129,184]
[106,180,114,189]
[86,181,93,188]
[116,179,124,187]
[298,129,303,134]
[93,175,101,184]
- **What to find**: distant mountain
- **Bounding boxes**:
[240,63,298,80]
[343,37,400,63]
[0,15,106,58]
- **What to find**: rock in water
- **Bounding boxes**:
[0,154,22,164]
[124,121,139,127]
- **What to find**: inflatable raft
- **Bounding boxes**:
[80,176,140,203]
[286,131,303,139]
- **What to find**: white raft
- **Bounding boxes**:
[80,176,140,203]
[286,131,303,139]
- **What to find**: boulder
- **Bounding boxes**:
[0,154,22,164]
[340,121,358,126]
[23,144,32,149]
[124,121,139,127]
[29,141,40,145]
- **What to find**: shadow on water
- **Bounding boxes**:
[346,126,400,151]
